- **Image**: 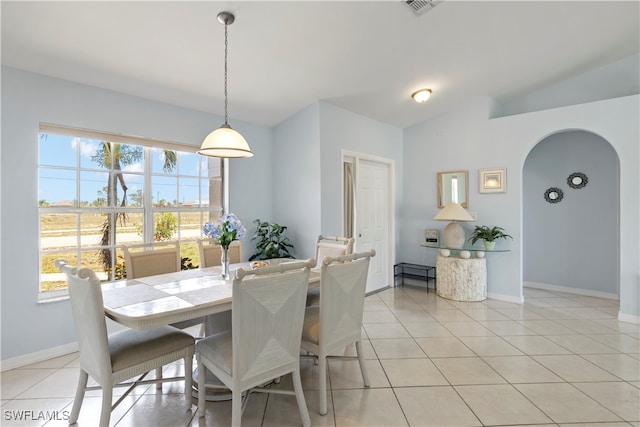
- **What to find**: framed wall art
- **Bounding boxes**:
[479,168,506,193]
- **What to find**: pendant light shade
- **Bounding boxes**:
[198,11,253,159]
[199,124,252,158]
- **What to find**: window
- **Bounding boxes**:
[38,124,223,299]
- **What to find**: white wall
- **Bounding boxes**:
[0,67,274,362]
[402,94,639,318]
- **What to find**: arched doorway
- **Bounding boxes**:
[523,130,619,299]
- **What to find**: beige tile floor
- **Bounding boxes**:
[1,286,639,426]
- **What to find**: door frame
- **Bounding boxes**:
[341,150,396,292]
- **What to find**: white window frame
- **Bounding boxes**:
[38,124,226,302]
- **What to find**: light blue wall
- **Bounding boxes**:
[497,53,640,118]
[0,67,274,361]
[318,102,403,240]
[402,95,639,318]
[402,99,498,270]
[523,131,618,295]
[272,103,322,260]
[2,64,639,365]
[271,102,403,261]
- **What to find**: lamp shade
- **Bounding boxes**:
[433,203,474,222]
[198,125,254,158]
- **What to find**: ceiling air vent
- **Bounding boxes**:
[405,0,441,16]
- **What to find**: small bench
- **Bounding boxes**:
[393,263,436,293]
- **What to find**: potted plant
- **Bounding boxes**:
[249,219,295,261]
[468,225,512,250]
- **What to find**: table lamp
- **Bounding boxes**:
[434,203,475,248]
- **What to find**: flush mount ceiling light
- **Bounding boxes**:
[198,11,253,159]
[412,88,432,103]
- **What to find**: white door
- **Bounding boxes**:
[355,158,391,293]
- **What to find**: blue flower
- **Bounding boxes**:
[203,212,245,249]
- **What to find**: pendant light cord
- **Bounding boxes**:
[223,22,229,125]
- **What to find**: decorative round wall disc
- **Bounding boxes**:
[567,172,588,189]
[544,187,563,203]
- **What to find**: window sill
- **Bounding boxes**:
[37,291,70,304]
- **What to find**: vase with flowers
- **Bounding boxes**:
[203,212,246,279]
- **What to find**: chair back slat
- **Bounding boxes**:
[315,235,354,268]
[319,250,374,350]
[55,259,112,384]
[197,239,242,268]
[122,242,181,279]
[231,259,314,390]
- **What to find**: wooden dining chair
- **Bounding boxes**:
[55,259,195,427]
[197,238,242,267]
[306,235,355,306]
[300,249,375,415]
[122,241,181,279]
[196,258,316,427]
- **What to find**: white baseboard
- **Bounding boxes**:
[1,342,78,372]
[487,292,524,304]
[524,281,618,300]
[366,285,393,297]
[618,311,640,325]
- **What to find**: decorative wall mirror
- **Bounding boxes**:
[544,187,563,203]
[437,170,468,208]
[567,172,588,189]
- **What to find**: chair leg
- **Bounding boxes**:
[355,340,370,387]
[231,389,242,427]
[318,355,328,415]
[184,353,193,410]
[69,369,88,424]
[156,367,163,390]
[292,368,311,427]
[99,382,113,427]
[197,354,206,418]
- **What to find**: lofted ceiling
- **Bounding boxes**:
[2,1,639,128]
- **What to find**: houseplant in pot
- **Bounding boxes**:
[468,225,512,250]
[249,219,295,261]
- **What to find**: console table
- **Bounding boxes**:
[422,244,508,302]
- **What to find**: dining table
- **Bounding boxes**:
[102,260,320,330]
[101,260,320,401]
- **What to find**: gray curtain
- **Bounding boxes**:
[343,162,354,238]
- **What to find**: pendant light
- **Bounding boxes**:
[198,11,253,158]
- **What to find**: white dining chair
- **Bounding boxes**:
[306,235,354,306]
[315,235,354,266]
[55,259,195,427]
[123,241,206,333]
[196,258,316,427]
[122,241,181,279]
[197,238,243,267]
[300,249,375,415]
